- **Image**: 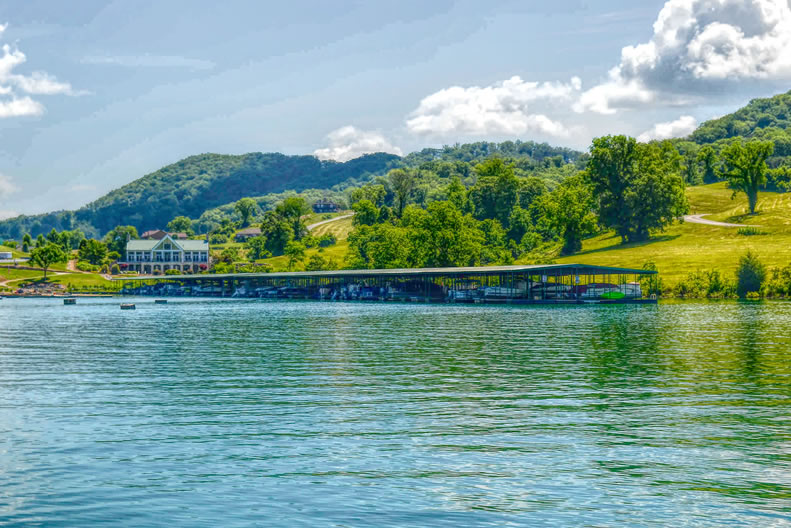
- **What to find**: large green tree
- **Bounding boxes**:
[538,176,597,255]
[405,201,483,268]
[104,226,139,256]
[721,140,774,214]
[167,216,194,236]
[234,198,259,227]
[275,197,311,240]
[347,223,412,269]
[468,159,520,227]
[351,199,379,227]
[284,241,306,271]
[30,243,67,278]
[586,136,689,243]
[244,235,271,261]
[697,145,719,184]
[388,168,416,218]
[78,239,109,265]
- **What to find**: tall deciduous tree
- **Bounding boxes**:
[469,159,520,227]
[104,226,139,256]
[586,135,689,243]
[388,168,416,218]
[697,145,719,184]
[22,233,32,253]
[78,239,109,265]
[721,140,774,214]
[275,197,311,239]
[351,199,379,227]
[284,241,306,271]
[30,243,67,278]
[538,175,598,255]
[234,198,259,227]
[244,235,271,261]
[167,216,194,236]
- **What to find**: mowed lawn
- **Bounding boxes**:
[553,182,791,286]
[262,216,354,270]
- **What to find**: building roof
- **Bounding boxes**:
[141,229,167,240]
[115,263,657,281]
[236,227,262,236]
[126,235,208,252]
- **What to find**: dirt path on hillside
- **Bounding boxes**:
[683,214,754,228]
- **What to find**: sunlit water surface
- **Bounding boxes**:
[1,298,790,527]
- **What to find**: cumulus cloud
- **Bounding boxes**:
[578,0,791,114]
[0,173,19,199]
[0,24,81,118]
[314,126,403,162]
[406,76,580,137]
[637,115,698,142]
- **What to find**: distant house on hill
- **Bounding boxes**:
[121,234,210,274]
[235,227,262,242]
[141,230,188,240]
[312,198,341,213]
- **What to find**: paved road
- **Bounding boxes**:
[307,213,354,231]
[683,214,752,228]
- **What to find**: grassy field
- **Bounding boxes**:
[551,182,791,286]
[47,273,116,290]
[261,215,354,271]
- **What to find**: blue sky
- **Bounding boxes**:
[1,0,791,217]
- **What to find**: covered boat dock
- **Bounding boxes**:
[114,264,659,304]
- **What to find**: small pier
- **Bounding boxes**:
[115,264,659,305]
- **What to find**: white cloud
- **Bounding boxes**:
[81,54,215,71]
[314,126,403,162]
[578,0,791,114]
[406,76,579,137]
[637,115,698,142]
[0,173,20,199]
[0,95,43,117]
[0,24,81,118]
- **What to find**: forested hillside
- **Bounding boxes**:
[0,152,400,239]
[0,141,581,239]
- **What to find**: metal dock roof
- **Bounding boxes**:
[113,263,657,282]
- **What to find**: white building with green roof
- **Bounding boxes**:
[122,234,210,274]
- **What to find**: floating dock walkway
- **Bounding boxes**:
[114,264,659,305]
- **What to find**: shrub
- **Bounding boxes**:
[2,240,16,249]
[746,291,761,300]
[110,264,121,275]
[165,269,180,275]
[209,233,229,244]
[76,260,99,272]
[736,250,766,298]
[673,269,735,299]
[317,233,337,247]
[737,227,767,236]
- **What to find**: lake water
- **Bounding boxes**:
[0,298,790,527]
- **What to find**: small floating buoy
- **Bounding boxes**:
[63,298,77,305]
[120,303,136,310]
[154,299,167,304]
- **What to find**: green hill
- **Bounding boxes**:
[552,182,791,287]
[687,89,791,163]
[0,140,581,240]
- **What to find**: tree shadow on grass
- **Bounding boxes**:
[575,234,681,257]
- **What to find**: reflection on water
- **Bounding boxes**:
[1,298,790,527]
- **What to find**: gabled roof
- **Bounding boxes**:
[126,234,209,251]
[236,227,262,236]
